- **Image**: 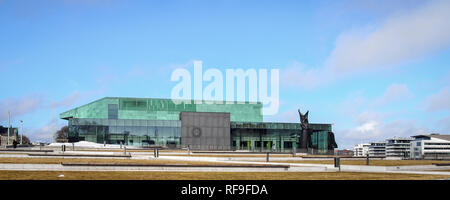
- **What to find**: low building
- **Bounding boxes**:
[335,149,353,156]
[369,141,386,157]
[353,143,370,157]
[386,137,413,158]
[410,134,450,159]
[60,97,337,153]
[0,126,18,146]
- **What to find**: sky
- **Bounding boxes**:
[0,0,449,149]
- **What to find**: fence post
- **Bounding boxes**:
[154,148,159,158]
[334,157,341,171]
[266,152,269,162]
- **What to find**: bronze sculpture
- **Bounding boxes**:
[298,109,338,152]
[327,131,338,150]
[298,109,313,150]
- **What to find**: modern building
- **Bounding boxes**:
[385,137,413,158]
[369,141,386,157]
[60,97,336,153]
[353,143,370,157]
[410,134,450,159]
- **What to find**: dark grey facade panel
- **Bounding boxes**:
[181,112,231,150]
[108,104,118,120]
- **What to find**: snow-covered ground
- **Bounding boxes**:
[48,141,139,149]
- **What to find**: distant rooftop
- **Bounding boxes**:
[386,137,413,140]
[412,134,450,141]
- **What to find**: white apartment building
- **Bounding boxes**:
[385,137,413,158]
[369,141,386,157]
[353,143,370,157]
[410,134,450,159]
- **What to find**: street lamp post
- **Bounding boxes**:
[20,120,23,145]
[7,111,10,145]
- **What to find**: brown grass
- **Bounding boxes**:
[432,169,450,172]
[0,157,211,165]
[161,154,355,158]
[275,160,450,166]
[0,171,449,180]
[0,152,28,155]
[163,154,297,157]
[77,149,188,153]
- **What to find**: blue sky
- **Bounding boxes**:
[0,0,449,149]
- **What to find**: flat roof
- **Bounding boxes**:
[412,134,450,141]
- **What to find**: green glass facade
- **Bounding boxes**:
[61,97,263,122]
[61,97,335,154]
[68,118,181,147]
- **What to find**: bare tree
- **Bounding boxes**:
[54,126,69,142]
[21,135,31,144]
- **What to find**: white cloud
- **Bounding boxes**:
[327,0,450,73]
[0,95,43,122]
[281,0,450,89]
[424,86,450,112]
[335,84,424,149]
[27,118,64,143]
[341,111,428,143]
[355,121,379,135]
[280,62,334,89]
[337,84,411,120]
[342,111,383,140]
[372,83,412,106]
[49,91,82,109]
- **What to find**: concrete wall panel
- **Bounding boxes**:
[181,112,231,150]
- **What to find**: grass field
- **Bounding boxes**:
[0,171,449,180]
[0,152,28,155]
[275,160,450,166]
[163,154,298,157]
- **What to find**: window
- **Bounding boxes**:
[240,141,248,147]
[284,141,293,148]
[417,142,421,146]
[255,141,262,148]
[108,104,118,119]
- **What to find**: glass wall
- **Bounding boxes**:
[231,128,299,152]
[61,97,263,122]
[230,122,333,154]
[67,118,334,153]
[68,118,181,147]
